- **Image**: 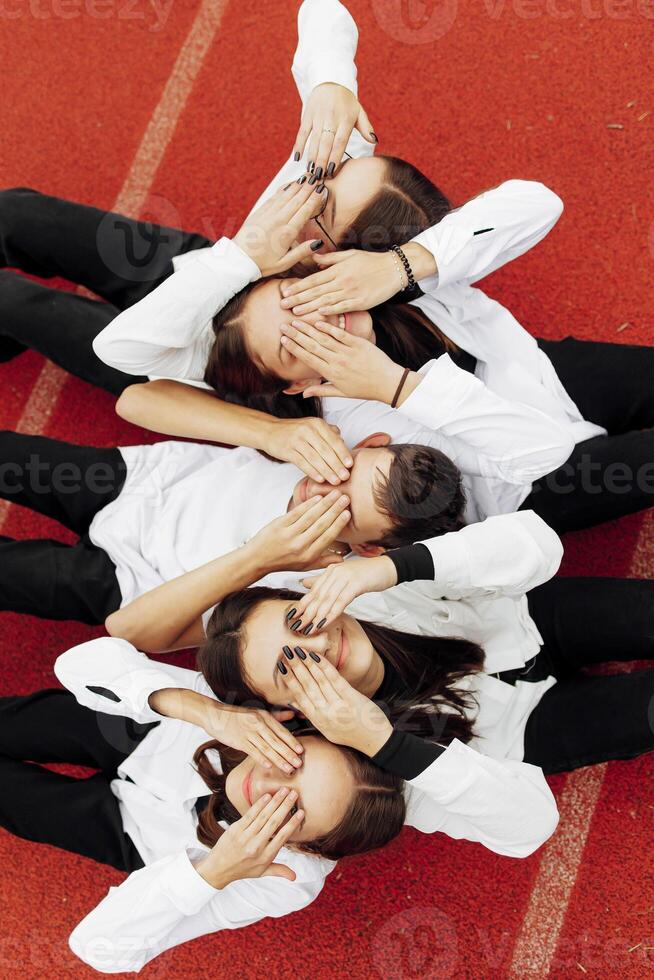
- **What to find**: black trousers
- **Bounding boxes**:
[0,187,212,394]
[521,577,654,773]
[0,689,153,871]
[521,338,654,532]
[0,430,125,623]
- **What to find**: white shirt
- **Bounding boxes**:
[55,636,559,973]
[92,1,604,507]
[88,353,572,608]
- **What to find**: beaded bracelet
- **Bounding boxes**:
[390,244,416,292]
[389,249,407,290]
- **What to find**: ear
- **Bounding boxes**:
[350,542,386,557]
[352,432,392,450]
[283,377,322,396]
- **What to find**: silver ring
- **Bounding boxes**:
[322,127,336,134]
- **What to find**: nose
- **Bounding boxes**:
[253,768,297,801]
[306,476,350,497]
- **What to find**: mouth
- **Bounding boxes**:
[242,767,254,807]
[336,627,349,670]
[340,313,350,333]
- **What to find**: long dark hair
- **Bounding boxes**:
[204,154,457,419]
[198,587,485,747]
[193,735,406,861]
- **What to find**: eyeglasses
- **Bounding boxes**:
[310,152,353,249]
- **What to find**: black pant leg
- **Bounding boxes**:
[522,669,654,774]
[0,187,212,310]
[0,535,121,623]
[521,430,654,533]
[0,690,157,771]
[0,431,127,535]
[0,270,143,394]
[538,336,654,432]
[527,577,654,671]
[0,759,143,871]
[0,690,154,871]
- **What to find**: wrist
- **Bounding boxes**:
[196,853,232,891]
[401,242,437,281]
[394,371,421,408]
[375,555,399,589]
[353,718,394,758]
[378,362,407,406]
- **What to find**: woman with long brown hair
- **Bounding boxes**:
[0,633,405,974]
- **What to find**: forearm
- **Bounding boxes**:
[117,380,277,449]
[105,545,266,652]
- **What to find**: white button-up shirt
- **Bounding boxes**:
[55,632,559,974]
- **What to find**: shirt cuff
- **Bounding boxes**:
[386,544,435,584]
[202,237,262,282]
[159,850,221,915]
[304,54,358,96]
[397,354,478,430]
[411,219,476,292]
[371,729,445,780]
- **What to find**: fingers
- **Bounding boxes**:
[287,318,346,354]
[250,732,301,776]
[280,334,327,373]
[277,238,325,273]
[248,786,298,837]
[293,115,312,162]
[281,651,328,705]
[355,106,378,144]
[302,508,351,559]
[313,127,336,179]
[301,382,345,400]
[289,184,327,237]
[316,299,358,316]
[280,268,334,305]
[265,809,306,863]
[262,861,297,881]
[296,442,349,485]
[293,490,350,538]
[326,124,352,178]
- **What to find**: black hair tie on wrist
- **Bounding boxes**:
[390,244,416,292]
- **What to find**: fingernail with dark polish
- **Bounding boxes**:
[294,647,307,660]
[309,651,321,663]
[278,660,288,675]
[302,623,314,635]
[317,618,327,630]
[327,162,335,177]
[283,182,292,190]
[308,175,317,186]
[297,175,307,185]
[315,166,323,179]
[285,608,297,621]
[370,131,378,143]
[294,151,300,161]
[291,619,302,631]
[310,239,324,252]
[283,645,294,660]
[316,183,326,193]
[308,160,315,173]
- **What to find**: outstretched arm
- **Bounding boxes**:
[278,180,563,314]
[104,493,351,653]
[280,652,559,859]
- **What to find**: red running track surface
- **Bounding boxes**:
[0,0,652,976]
